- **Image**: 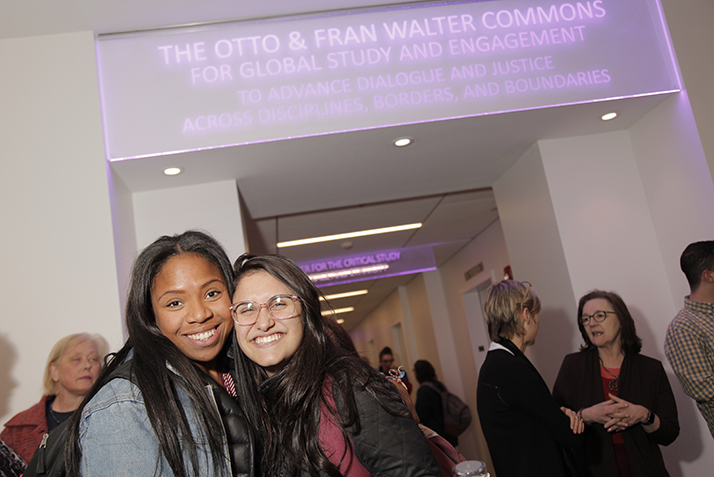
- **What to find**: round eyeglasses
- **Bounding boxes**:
[580,310,616,326]
[230,294,300,326]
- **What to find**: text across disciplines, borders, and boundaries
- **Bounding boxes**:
[97,0,679,158]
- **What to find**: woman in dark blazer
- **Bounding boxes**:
[477,280,583,477]
[553,290,679,477]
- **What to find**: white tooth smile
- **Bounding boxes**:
[188,329,215,341]
[255,333,282,345]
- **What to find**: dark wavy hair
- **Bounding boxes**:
[680,241,714,291]
[231,253,409,477]
[414,360,436,384]
[67,230,234,477]
[577,290,642,355]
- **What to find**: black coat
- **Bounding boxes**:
[477,339,582,477]
[274,376,441,477]
[553,348,679,477]
[416,381,459,447]
[202,374,255,477]
[345,380,441,476]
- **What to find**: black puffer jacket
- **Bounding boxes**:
[274,375,441,477]
[200,373,255,477]
[343,380,441,476]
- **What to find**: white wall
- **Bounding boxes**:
[350,290,407,367]
[0,32,124,423]
[629,94,714,477]
[629,93,714,307]
[107,169,137,338]
[538,130,677,356]
[660,0,714,185]
[494,115,714,476]
[493,144,579,382]
[132,180,247,260]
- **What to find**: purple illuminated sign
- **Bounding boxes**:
[96,0,679,160]
[299,246,436,287]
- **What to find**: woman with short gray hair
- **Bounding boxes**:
[477,280,582,477]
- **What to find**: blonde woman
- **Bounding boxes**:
[477,280,582,477]
[1,333,108,463]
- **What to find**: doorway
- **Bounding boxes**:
[462,278,492,372]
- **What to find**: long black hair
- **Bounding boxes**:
[577,289,642,355]
[231,254,408,477]
[67,230,234,477]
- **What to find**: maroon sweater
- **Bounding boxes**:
[0,396,49,463]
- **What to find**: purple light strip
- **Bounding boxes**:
[653,0,683,90]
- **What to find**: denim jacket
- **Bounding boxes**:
[78,375,233,476]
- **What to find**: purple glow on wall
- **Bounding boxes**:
[97,0,680,161]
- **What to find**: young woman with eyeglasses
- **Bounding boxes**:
[64,231,255,477]
[477,280,583,477]
[553,290,679,477]
[230,253,441,477]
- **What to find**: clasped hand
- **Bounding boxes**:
[560,407,584,434]
[582,394,649,432]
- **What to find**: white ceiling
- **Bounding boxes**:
[5,0,675,328]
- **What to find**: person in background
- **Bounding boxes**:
[0,332,108,464]
[477,280,582,477]
[554,290,679,477]
[65,231,254,477]
[378,346,413,394]
[231,253,440,476]
[414,360,458,447]
[665,240,714,438]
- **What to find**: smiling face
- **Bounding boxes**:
[50,340,101,398]
[233,270,304,376]
[151,253,233,378]
[582,298,622,352]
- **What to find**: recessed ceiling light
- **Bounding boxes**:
[321,307,354,316]
[336,318,345,324]
[164,167,182,176]
[601,112,618,121]
[394,137,412,147]
[277,223,422,248]
[320,290,369,301]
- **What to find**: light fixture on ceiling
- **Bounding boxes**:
[277,223,422,248]
[394,137,412,147]
[601,112,618,121]
[336,318,345,324]
[164,167,182,176]
[321,306,354,316]
[320,289,369,301]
